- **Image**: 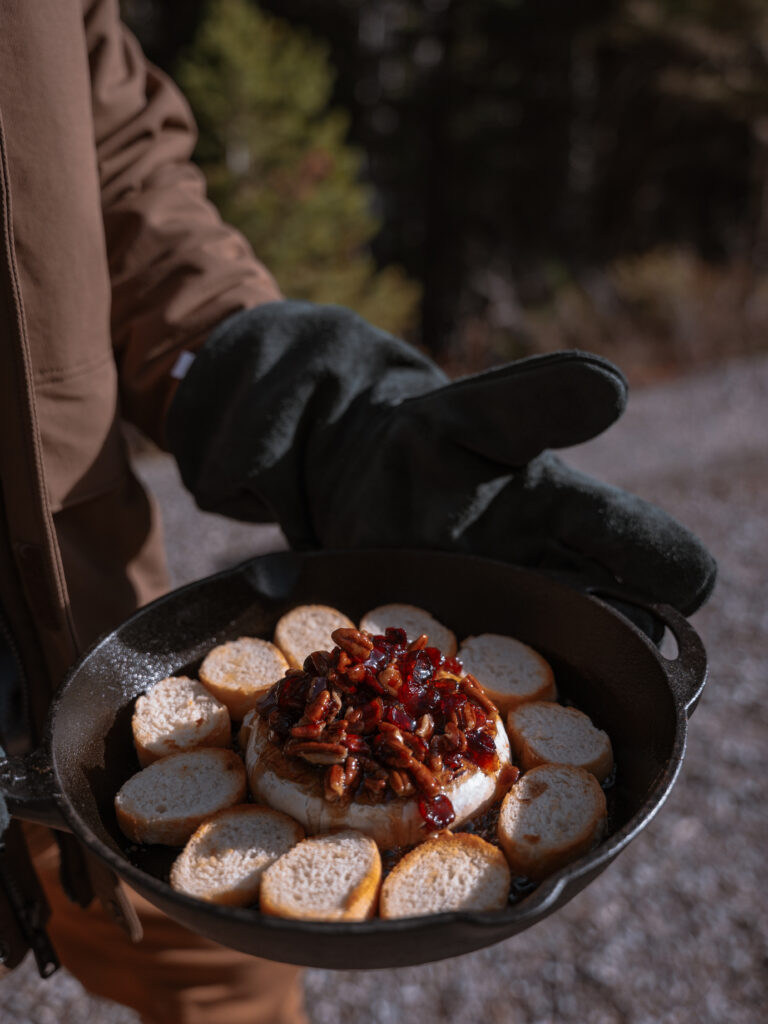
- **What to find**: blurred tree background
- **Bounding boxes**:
[121,0,768,382]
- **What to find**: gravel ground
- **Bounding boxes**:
[1,353,766,1024]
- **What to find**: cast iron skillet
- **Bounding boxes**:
[0,549,707,970]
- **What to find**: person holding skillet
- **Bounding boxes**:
[0,1,715,1022]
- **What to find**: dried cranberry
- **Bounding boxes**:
[424,646,444,668]
[384,705,417,732]
[465,729,498,770]
[344,734,370,754]
[277,675,310,710]
[399,679,426,717]
[442,656,464,675]
[361,696,384,732]
[400,649,434,686]
[418,793,456,831]
[439,691,467,716]
[442,751,465,772]
[385,627,408,646]
[364,646,389,673]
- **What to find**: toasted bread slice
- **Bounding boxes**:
[199,637,289,721]
[380,833,510,918]
[274,605,356,669]
[506,701,614,783]
[458,633,556,714]
[132,676,231,768]
[114,748,247,847]
[359,604,457,656]
[497,763,607,880]
[259,829,381,921]
[246,712,512,849]
[170,804,304,906]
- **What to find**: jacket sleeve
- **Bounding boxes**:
[84,0,282,447]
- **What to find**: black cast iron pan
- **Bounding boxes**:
[0,549,707,969]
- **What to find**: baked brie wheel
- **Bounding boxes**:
[247,626,517,849]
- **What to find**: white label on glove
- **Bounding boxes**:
[170,350,197,380]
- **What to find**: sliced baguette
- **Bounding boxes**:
[380,833,510,918]
[458,633,556,714]
[506,701,614,783]
[170,804,304,906]
[497,763,607,880]
[132,676,231,768]
[273,605,356,669]
[114,748,247,846]
[259,829,381,921]
[359,604,457,656]
[246,711,512,848]
[199,637,289,721]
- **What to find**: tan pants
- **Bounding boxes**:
[28,827,307,1024]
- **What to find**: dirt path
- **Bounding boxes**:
[1,354,766,1024]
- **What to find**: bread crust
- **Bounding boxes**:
[380,832,510,918]
[497,764,607,880]
[246,714,513,848]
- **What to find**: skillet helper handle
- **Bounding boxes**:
[586,587,708,716]
[0,747,67,831]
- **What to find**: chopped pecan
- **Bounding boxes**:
[331,627,374,661]
[288,741,347,765]
[408,633,429,652]
[388,769,415,798]
[290,721,326,740]
[376,738,414,769]
[324,720,349,744]
[401,731,428,761]
[363,776,387,801]
[415,713,434,738]
[344,755,362,792]
[378,663,403,695]
[444,720,467,753]
[325,764,345,802]
[461,673,497,714]
[345,663,368,683]
[304,688,332,722]
[407,759,441,797]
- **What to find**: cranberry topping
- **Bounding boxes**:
[255,624,500,832]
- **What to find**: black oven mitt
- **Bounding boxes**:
[166,301,716,618]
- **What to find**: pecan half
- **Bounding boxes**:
[378,663,403,695]
[461,673,497,714]
[288,741,347,765]
[331,627,374,661]
[289,721,326,740]
[407,759,441,797]
[377,739,414,770]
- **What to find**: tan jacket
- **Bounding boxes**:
[0,0,280,733]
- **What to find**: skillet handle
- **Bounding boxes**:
[586,587,708,717]
[0,747,68,831]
